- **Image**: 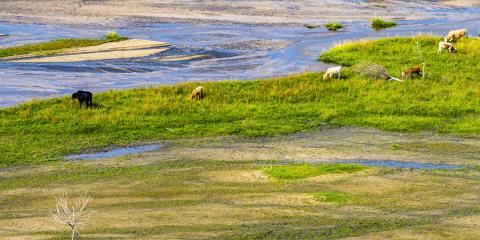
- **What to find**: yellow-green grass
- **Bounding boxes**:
[263,164,366,180]
[1,36,479,166]
[0,33,126,58]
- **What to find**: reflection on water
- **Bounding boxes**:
[66,144,165,160]
[336,159,465,170]
[1,6,480,107]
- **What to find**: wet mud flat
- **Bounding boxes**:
[75,127,480,168]
[3,128,480,240]
[0,0,479,26]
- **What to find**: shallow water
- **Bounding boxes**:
[1,6,480,107]
[66,144,164,160]
[335,159,465,170]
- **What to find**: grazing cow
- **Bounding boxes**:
[445,29,467,42]
[323,66,342,80]
[438,41,456,54]
[401,67,422,79]
[72,90,93,108]
[190,86,204,100]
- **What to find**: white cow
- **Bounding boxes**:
[438,41,456,54]
[323,66,342,80]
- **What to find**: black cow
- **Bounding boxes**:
[72,90,93,109]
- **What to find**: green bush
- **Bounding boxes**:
[325,22,343,31]
[105,31,125,41]
[371,18,396,30]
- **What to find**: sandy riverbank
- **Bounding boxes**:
[8,39,171,62]
[0,0,476,26]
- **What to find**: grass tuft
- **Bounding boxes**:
[263,164,366,180]
[371,18,396,30]
[325,22,343,31]
[312,191,349,203]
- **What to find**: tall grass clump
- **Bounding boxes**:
[325,22,343,31]
[371,18,396,30]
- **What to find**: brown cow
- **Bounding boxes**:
[401,67,422,79]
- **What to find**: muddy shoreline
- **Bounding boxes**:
[0,0,478,27]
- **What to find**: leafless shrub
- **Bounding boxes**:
[413,41,426,79]
[52,193,92,240]
[353,61,390,80]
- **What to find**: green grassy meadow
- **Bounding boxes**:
[0,36,479,166]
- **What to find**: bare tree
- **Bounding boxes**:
[52,193,91,240]
[414,41,426,79]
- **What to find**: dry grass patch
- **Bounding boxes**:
[204,170,269,183]
[231,193,319,206]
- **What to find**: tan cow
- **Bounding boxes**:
[190,86,204,100]
[445,29,467,42]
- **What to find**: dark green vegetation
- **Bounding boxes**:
[325,22,343,31]
[1,36,479,166]
[0,32,126,58]
[263,164,365,180]
[370,18,396,30]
